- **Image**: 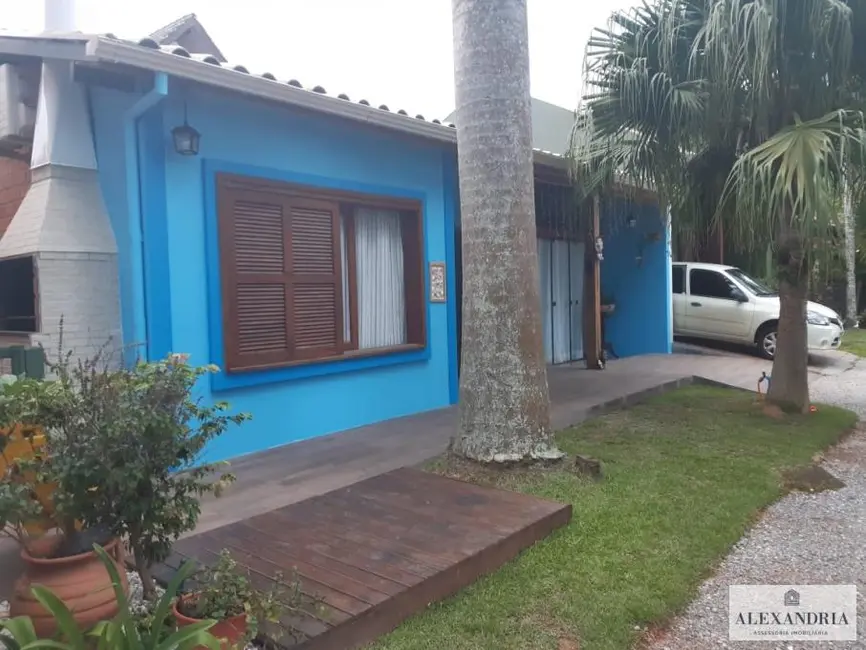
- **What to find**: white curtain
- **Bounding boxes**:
[354,208,406,349]
[537,238,553,364]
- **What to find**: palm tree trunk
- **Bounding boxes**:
[450,0,561,463]
[843,179,858,327]
[767,210,810,412]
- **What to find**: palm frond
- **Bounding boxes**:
[719,109,866,246]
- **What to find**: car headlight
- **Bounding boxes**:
[807,310,830,326]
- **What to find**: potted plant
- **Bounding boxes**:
[1,545,222,650]
[172,549,300,648]
[2,338,248,636]
[0,355,131,638]
[45,351,250,601]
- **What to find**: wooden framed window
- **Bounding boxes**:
[216,173,426,373]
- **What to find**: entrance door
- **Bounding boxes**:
[551,240,570,363]
[537,239,553,362]
[538,238,584,364]
[569,242,585,360]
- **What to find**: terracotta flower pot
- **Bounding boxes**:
[10,535,128,638]
[172,595,248,650]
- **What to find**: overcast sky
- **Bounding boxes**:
[2,0,635,119]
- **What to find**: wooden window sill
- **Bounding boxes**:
[226,343,426,375]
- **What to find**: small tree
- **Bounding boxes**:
[43,351,249,599]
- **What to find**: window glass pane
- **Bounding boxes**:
[672,266,685,294]
[690,269,735,299]
[354,208,407,349]
[727,268,775,296]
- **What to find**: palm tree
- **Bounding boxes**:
[843,178,858,327]
[450,0,562,462]
[574,0,866,412]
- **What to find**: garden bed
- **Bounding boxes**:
[369,385,857,650]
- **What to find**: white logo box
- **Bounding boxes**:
[729,585,857,641]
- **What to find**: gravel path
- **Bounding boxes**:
[648,352,866,650]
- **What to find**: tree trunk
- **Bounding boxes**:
[767,212,810,412]
[450,0,561,463]
[131,534,157,600]
[843,179,858,327]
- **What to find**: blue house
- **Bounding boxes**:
[0,28,671,462]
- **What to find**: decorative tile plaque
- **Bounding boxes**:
[429,262,446,303]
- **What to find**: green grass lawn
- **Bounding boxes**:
[842,327,866,357]
[369,386,856,650]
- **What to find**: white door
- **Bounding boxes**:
[538,238,584,364]
[537,238,553,363]
[551,240,571,364]
[685,268,753,340]
[569,242,585,360]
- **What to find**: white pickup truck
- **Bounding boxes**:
[672,262,844,359]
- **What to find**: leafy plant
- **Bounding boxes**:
[179,548,300,643]
[0,478,44,546]
[37,347,250,599]
[0,376,61,546]
[0,545,221,650]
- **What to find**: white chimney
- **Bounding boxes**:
[0,0,123,362]
[43,0,76,33]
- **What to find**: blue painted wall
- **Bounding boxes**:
[600,199,672,357]
[89,87,137,351]
[98,87,456,462]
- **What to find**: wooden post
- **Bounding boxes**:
[583,195,603,369]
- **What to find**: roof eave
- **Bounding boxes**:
[87,36,459,145]
[0,34,91,61]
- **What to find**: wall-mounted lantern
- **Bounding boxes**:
[594,236,604,261]
[172,103,200,156]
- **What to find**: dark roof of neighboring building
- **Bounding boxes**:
[149,13,226,62]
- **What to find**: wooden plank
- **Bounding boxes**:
[172,539,340,637]
[205,525,392,607]
[155,468,572,650]
[268,501,451,573]
[284,496,466,566]
[246,511,429,586]
[229,521,406,597]
[302,489,500,553]
[300,498,572,650]
[388,467,564,515]
[357,470,558,532]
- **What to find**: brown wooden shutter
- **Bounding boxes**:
[219,187,292,371]
[287,197,343,360]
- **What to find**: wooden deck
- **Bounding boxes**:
[156,467,571,650]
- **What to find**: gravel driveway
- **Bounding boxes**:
[648,351,866,650]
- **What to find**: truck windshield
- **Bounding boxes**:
[727,268,776,297]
